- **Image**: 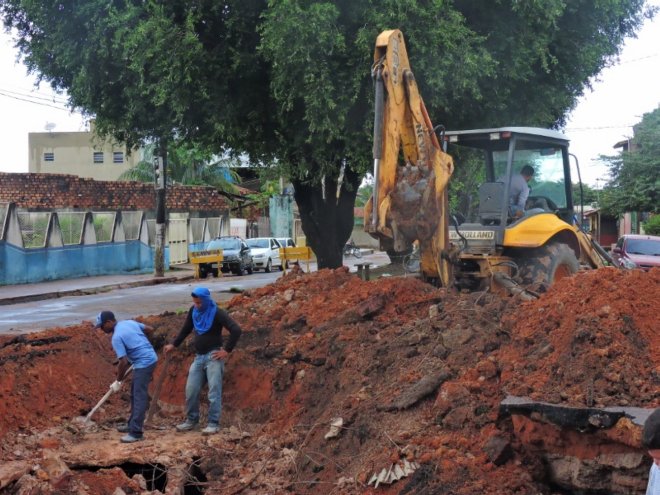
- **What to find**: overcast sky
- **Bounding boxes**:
[1,5,659,186]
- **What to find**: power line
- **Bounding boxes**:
[565,124,634,131]
[0,90,72,111]
[0,86,69,104]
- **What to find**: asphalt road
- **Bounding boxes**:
[0,251,390,335]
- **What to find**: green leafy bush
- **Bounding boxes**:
[643,215,660,236]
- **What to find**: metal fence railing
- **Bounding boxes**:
[121,211,142,240]
[17,211,51,248]
[93,212,116,242]
[207,217,222,239]
[190,218,206,243]
[57,212,86,245]
[0,202,8,240]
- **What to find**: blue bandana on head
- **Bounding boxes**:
[191,287,217,334]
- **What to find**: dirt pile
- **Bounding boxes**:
[500,267,659,408]
[0,266,658,494]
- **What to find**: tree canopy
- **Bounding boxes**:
[1,0,652,267]
[600,106,660,215]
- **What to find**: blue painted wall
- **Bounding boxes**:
[0,240,163,286]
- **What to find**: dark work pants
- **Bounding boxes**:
[128,363,156,437]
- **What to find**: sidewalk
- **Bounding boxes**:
[0,266,195,306]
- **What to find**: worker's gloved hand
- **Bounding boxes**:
[109,380,122,393]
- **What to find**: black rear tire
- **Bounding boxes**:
[199,264,209,279]
[516,242,579,290]
[247,262,253,275]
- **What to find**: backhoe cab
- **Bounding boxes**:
[365,30,606,294]
[444,127,591,291]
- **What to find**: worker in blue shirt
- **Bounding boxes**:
[94,310,157,443]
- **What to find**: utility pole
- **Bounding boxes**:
[153,140,167,277]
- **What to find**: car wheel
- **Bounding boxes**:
[211,268,219,278]
[198,264,209,279]
[234,262,245,276]
[265,259,272,273]
[279,261,284,271]
[246,261,254,275]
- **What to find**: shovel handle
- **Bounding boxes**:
[83,365,134,423]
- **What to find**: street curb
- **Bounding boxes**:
[0,274,195,306]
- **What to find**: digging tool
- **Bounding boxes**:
[83,365,133,423]
[145,355,170,426]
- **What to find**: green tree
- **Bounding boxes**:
[644,215,660,235]
[600,106,660,215]
[1,0,651,268]
[119,141,239,192]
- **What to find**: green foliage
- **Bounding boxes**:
[119,141,239,192]
[1,0,651,264]
[643,215,660,236]
[355,183,373,208]
[571,182,599,206]
[245,179,281,209]
[600,106,660,215]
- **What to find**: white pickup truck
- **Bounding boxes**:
[246,237,283,272]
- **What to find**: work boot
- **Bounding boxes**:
[116,423,129,433]
[202,424,220,435]
[120,434,143,443]
[176,420,198,432]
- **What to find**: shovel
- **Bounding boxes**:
[81,365,134,424]
[145,355,171,427]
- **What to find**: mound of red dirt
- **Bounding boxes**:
[499,267,659,408]
[1,266,658,494]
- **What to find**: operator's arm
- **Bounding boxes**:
[116,356,131,381]
[164,308,194,353]
[219,309,242,352]
[141,324,155,337]
[518,182,531,211]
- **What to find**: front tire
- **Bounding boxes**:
[265,259,272,273]
[516,242,579,291]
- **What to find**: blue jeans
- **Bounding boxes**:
[128,363,156,437]
[185,351,225,426]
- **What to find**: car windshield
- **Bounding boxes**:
[626,239,660,256]
[214,238,240,250]
[247,239,269,248]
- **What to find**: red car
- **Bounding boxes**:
[611,234,660,270]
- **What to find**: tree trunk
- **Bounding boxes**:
[292,166,360,269]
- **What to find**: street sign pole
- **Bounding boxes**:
[154,144,167,277]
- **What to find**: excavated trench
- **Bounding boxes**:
[0,266,658,494]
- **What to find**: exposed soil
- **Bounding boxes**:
[0,266,658,494]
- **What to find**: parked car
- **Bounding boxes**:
[205,236,254,276]
[277,237,296,248]
[246,237,283,272]
[611,234,660,270]
[276,238,297,268]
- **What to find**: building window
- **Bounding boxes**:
[113,151,124,164]
[93,152,104,164]
[44,152,54,162]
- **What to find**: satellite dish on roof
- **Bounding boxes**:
[44,122,56,132]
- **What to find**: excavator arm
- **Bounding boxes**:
[365,30,455,285]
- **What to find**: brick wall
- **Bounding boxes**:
[0,173,228,212]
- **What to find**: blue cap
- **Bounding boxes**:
[94,311,115,328]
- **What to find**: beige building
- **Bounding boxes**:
[28,122,142,181]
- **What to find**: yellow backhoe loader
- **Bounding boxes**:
[365,30,611,295]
